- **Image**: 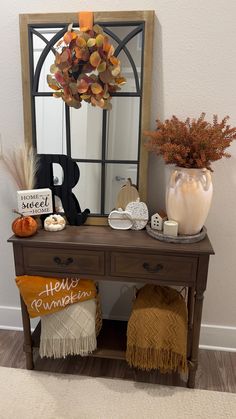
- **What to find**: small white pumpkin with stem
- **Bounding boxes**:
[44,214,66,232]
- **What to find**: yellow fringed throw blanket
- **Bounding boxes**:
[126,285,188,374]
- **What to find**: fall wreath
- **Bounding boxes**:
[47,13,126,110]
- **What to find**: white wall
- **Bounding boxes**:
[0,0,236,349]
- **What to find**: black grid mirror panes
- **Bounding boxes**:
[30,21,144,218]
[73,163,102,214]
[70,105,103,160]
[35,96,66,154]
[106,97,140,161]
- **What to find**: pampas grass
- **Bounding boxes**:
[0,142,39,190]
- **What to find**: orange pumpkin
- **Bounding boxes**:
[12,215,38,237]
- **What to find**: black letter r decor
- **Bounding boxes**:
[36,154,90,225]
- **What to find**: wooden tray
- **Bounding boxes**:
[146,224,207,244]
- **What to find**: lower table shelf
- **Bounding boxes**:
[32,319,128,360]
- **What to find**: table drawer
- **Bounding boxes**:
[110,252,196,283]
[23,247,105,275]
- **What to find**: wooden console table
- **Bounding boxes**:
[8,225,214,388]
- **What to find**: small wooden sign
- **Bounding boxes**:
[17,188,53,216]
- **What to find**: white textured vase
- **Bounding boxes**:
[166,167,213,235]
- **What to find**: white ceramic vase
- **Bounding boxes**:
[166,167,213,235]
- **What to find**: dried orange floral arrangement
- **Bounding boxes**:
[47,22,126,110]
[145,113,236,171]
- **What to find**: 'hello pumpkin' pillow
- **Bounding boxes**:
[15,275,96,318]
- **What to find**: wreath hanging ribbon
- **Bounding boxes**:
[78,11,94,32]
[47,11,126,110]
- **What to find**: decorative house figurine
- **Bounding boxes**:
[151,210,167,231]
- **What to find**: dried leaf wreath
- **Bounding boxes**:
[47,22,126,110]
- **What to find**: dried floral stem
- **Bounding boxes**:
[0,142,39,189]
[144,113,236,171]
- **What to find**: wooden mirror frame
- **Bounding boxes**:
[19,10,154,225]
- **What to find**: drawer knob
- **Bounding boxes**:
[53,256,74,266]
[143,262,163,273]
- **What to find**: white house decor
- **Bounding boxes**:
[151,211,167,231]
[17,188,53,216]
[125,199,149,230]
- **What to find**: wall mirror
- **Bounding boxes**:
[20,11,154,224]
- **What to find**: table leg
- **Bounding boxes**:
[187,286,195,358]
[187,255,209,388]
[187,289,204,388]
[20,296,34,370]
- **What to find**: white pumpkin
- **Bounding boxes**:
[108,208,133,230]
[125,199,149,230]
[44,214,66,232]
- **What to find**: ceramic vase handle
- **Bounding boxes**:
[201,170,211,191]
[169,170,180,188]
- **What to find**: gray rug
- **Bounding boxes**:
[0,366,235,419]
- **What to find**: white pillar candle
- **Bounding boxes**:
[163,220,178,236]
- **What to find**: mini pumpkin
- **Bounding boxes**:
[108,208,133,230]
[12,213,38,237]
[44,214,66,232]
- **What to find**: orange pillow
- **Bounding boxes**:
[15,275,96,318]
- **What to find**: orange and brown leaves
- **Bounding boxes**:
[144,113,236,171]
[47,23,126,110]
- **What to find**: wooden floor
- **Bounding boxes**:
[0,329,235,393]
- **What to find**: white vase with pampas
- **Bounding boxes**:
[0,142,39,190]
[0,141,41,228]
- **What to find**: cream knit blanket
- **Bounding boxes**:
[39,299,97,358]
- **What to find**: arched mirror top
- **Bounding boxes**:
[20,11,154,225]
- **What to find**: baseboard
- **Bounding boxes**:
[199,324,236,352]
[0,305,37,331]
[1,307,236,351]
[0,305,22,330]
